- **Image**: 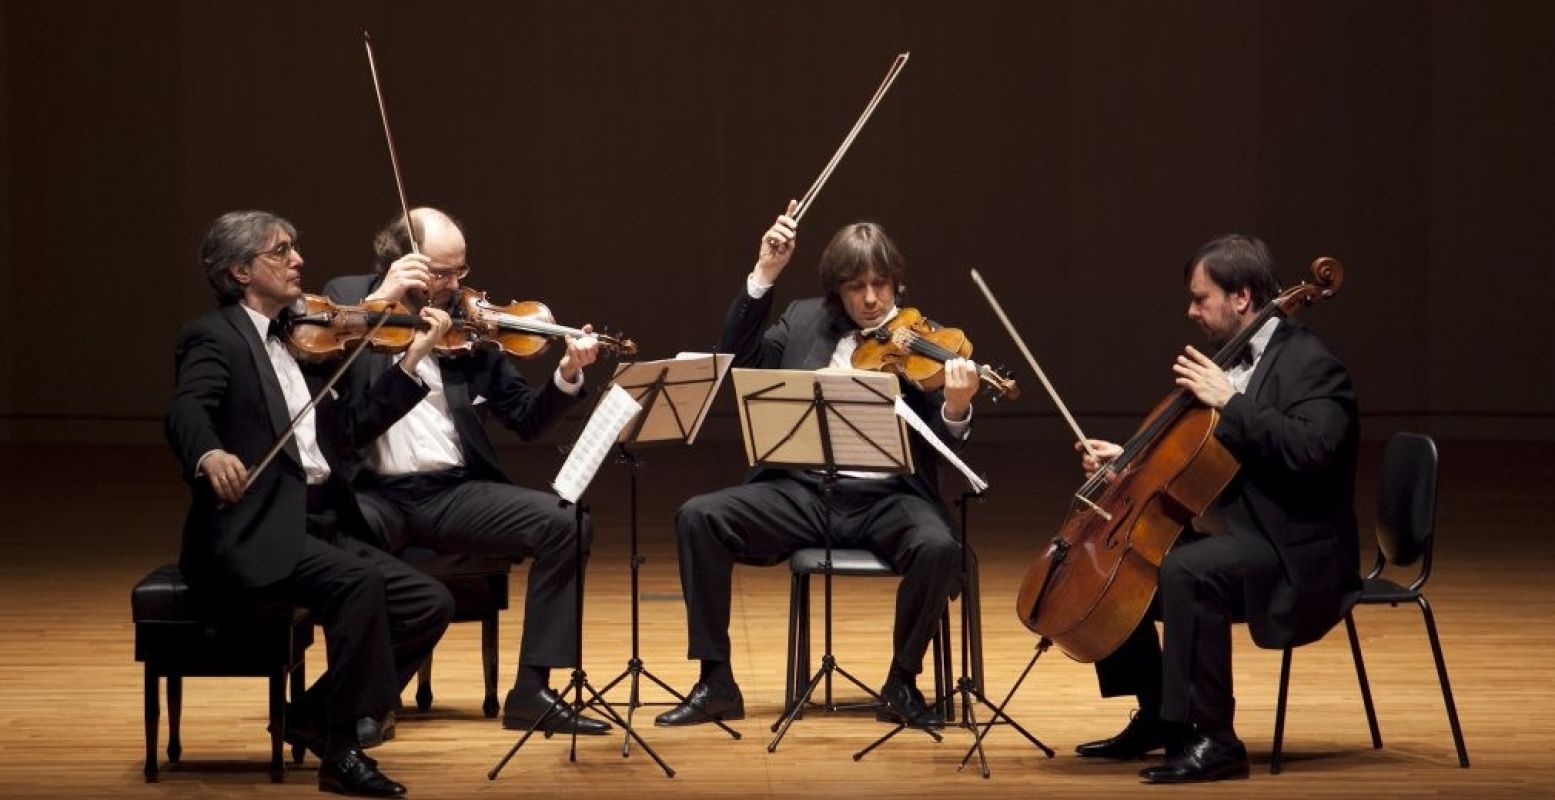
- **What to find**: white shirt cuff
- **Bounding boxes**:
[194,449,220,478]
[397,361,425,385]
[554,368,585,395]
[746,272,774,299]
[942,404,973,439]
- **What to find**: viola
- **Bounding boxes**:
[1015,257,1345,663]
[850,307,1019,401]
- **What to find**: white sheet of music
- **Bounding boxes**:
[731,368,911,472]
[552,383,642,504]
[814,370,909,470]
[893,396,989,493]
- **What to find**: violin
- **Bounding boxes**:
[284,294,436,364]
[850,307,1019,401]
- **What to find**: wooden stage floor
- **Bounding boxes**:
[0,438,1550,798]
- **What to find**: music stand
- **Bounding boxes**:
[592,354,743,754]
[728,368,941,752]
[953,532,1068,774]
[490,385,675,779]
[853,488,1054,771]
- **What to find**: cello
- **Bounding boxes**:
[1015,257,1345,662]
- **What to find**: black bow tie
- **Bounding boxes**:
[1230,346,1256,368]
[267,311,294,340]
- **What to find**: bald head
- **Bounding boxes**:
[372,206,466,274]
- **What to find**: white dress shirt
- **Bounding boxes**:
[239,304,331,485]
[1226,317,1280,395]
[367,353,584,477]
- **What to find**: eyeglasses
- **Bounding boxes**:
[252,240,299,262]
[428,263,471,281]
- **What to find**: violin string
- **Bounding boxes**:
[483,308,583,338]
[896,329,1013,397]
[904,332,961,363]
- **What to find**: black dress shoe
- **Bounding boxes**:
[1075,711,1184,759]
[318,747,406,797]
[876,675,943,730]
[1139,734,1249,783]
[357,710,395,750]
[654,682,744,726]
[502,687,612,735]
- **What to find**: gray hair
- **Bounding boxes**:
[199,210,296,304]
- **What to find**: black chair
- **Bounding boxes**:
[132,564,311,782]
[397,548,512,717]
[1271,432,1470,773]
[784,548,956,721]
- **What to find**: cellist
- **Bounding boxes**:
[1073,235,1361,783]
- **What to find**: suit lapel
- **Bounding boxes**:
[223,304,301,466]
[438,358,481,448]
[800,306,850,369]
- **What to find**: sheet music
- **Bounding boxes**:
[893,396,989,493]
[609,353,731,445]
[731,368,911,473]
[815,371,909,470]
[552,383,642,503]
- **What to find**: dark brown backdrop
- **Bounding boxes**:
[4,1,1552,445]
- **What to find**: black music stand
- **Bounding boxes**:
[592,355,742,754]
[954,532,1069,774]
[728,369,942,752]
[853,488,1054,771]
[489,386,674,779]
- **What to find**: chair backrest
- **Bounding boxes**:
[1375,432,1439,577]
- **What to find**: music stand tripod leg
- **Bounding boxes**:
[957,637,1057,771]
[490,501,675,779]
[856,491,1033,764]
[591,445,742,754]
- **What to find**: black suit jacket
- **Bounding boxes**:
[165,303,428,589]
[719,287,968,509]
[1214,320,1363,649]
[322,274,584,486]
